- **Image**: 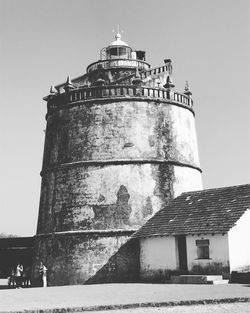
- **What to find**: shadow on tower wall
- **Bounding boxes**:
[85,238,140,284]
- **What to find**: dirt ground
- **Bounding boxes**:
[0,283,249,312]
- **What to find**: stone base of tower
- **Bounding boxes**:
[31,230,138,286]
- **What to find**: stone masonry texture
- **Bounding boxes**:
[33,37,202,285]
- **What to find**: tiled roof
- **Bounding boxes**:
[132,184,250,238]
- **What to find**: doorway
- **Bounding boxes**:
[177,235,188,272]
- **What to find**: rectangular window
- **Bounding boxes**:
[196,239,210,259]
[109,47,118,57]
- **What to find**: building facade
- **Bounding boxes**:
[32,34,202,285]
[132,184,250,283]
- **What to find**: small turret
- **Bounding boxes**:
[64,76,74,92]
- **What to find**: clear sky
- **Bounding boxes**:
[0,0,249,236]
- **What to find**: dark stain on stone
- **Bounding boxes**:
[148,135,155,147]
[98,194,106,202]
[152,163,174,206]
[60,206,93,231]
[123,142,134,148]
[92,185,131,229]
[115,185,131,226]
[142,196,153,219]
[92,204,116,229]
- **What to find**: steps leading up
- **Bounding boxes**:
[171,275,229,285]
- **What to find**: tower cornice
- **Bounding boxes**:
[44,85,194,118]
[40,159,202,177]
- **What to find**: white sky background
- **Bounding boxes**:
[0,0,249,236]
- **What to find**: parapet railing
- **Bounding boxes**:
[140,64,169,79]
[113,64,170,85]
[47,85,193,113]
[87,59,150,72]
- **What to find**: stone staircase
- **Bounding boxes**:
[171,275,229,285]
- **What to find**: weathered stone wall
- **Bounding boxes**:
[43,100,200,168]
[85,238,140,284]
[71,68,137,88]
[173,166,203,198]
[38,164,174,233]
[32,231,134,286]
[34,93,202,285]
[38,99,202,234]
[37,163,202,234]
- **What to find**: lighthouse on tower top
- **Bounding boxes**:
[100,32,145,62]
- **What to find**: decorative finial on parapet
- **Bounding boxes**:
[50,85,57,95]
[64,75,74,92]
[43,85,58,101]
[135,67,140,78]
[66,75,72,85]
[184,80,192,96]
[163,75,175,89]
[132,67,143,86]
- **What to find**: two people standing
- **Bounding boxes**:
[8,262,48,288]
[8,264,31,288]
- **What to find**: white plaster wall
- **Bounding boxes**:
[228,209,250,271]
[186,234,229,271]
[173,166,203,198]
[140,237,177,271]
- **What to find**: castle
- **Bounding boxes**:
[31,33,203,285]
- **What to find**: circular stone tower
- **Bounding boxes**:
[32,34,202,285]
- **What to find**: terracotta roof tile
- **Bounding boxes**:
[132,184,250,238]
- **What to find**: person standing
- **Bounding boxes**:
[39,262,47,287]
[23,266,31,287]
[8,268,16,288]
[15,264,23,288]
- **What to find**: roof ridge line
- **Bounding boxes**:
[180,183,250,196]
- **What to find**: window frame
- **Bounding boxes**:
[196,239,211,260]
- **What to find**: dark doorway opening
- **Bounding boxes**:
[177,235,188,273]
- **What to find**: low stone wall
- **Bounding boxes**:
[231,271,250,283]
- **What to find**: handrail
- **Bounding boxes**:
[47,85,193,113]
[113,64,170,85]
[87,59,150,73]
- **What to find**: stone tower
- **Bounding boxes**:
[32,34,202,285]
